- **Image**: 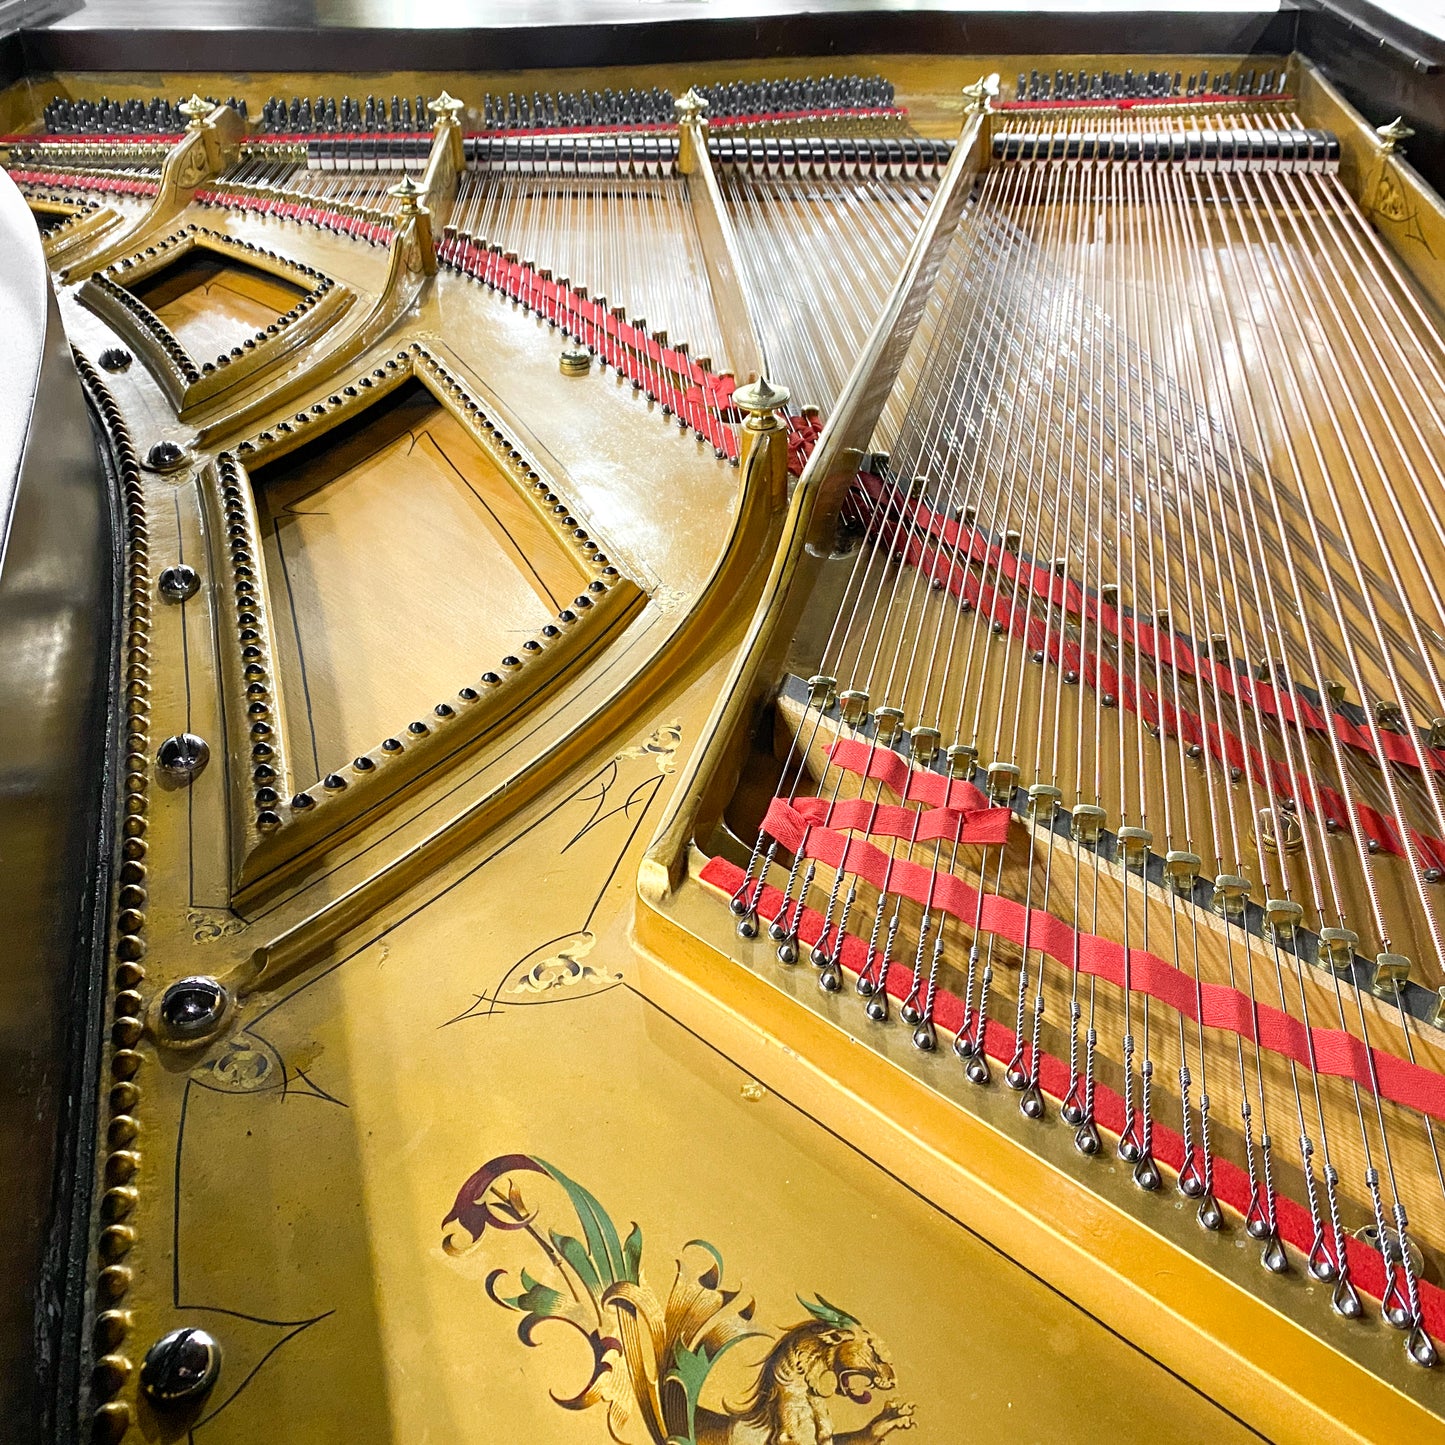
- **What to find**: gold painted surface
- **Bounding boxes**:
[252,384,587,785]
[147,728,1262,1445]
[9,48,1445,1445]
[81,705,1272,1440]
[130,248,306,362]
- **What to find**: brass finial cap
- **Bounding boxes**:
[1378,116,1415,153]
[733,375,789,414]
[961,73,1000,115]
[388,172,424,212]
[428,91,465,127]
[674,87,709,123]
[180,94,212,130]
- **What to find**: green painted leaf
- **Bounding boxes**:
[540,1160,628,1286]
[621,1222,643,1284]
[664,1331,766,1445]
[550,1229,602,1301]
[513,1269,565,1319]
[682,1239,724,1271]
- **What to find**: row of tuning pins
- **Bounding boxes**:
[43,94,248,134]
[256,94,429,134]
[1015,68,1285,102]
[694,73,896,118]
[480,87,673,130]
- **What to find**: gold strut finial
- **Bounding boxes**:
[732,375,789,414]
[674,87,709,125]
[1377,116,1415,155]
[428,91,465,130]
[961,73,1000,116]
[675,88,709,173]
[180,94,213,131]
[388,172,425,213]
[732,377,790,508]
[1370,117,1416,222]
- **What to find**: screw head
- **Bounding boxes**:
[141,1326,221,1406]
[157,564,200,602]
[156,733,210,779]
[159,977,227,1038]
[145,440,188,473]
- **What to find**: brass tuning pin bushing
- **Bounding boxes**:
[910,726,941,768]
[1263,898,1303,943]
[1164,850,1202,893]
[805,674,837,710]
[1213,873,1252,921]
[1028,783,1063,820]
[986,761,1021,806]
[873,706,905,747]
[947,742,978,780]
[1319,926,1360,974]
[837,688,869,727]
[1070,803,1107,846]
[1116,826,1153,872]
[1374,952,1412,991]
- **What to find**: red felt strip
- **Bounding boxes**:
[9,168,160,199]
[756,793,1445,1124]
[0,111,908,149]
[854,492,1445,867]
[775,794,1012,847]
[994,94,1293,112]
[435,238,834,473]
[191,188,396,246]
[0,132,182,144]
[826,737,991,809]
[857,472,1445,779]
[698,852,1445,1339]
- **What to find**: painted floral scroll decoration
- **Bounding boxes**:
[442,1154,916,1444]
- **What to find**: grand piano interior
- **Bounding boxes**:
[8,2,1445,1442]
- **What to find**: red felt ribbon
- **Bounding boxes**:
[10,168,159,199]
[825,737,991,809]
[755,793,1445,1124]
[857,472,1445,779]
[699,851,1445,1338]
[771,794,1012,848]
[850,482,1445,868]
[193,188,395,247]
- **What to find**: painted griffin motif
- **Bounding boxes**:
[705,1315,914,1444]
[442,1155,915,1445]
